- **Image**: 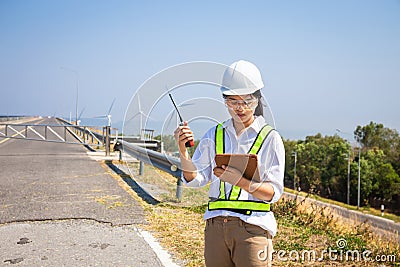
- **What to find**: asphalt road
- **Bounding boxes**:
[0,118,174,266]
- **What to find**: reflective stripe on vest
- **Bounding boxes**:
[208,123,274,215]
[215,124,226,200]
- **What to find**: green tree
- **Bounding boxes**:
[283,122,400,210]
[363,149,400,201]
[283,139,297,190]
[355,121,400,175]
[284,134,350,202]
[154,135,178,153]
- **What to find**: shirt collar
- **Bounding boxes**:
[222,116,267,134]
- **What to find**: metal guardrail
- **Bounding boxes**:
[56,118,163,152]
[56,117,110,141]
[56,117,117,155]
[115,140,184,200]
[117,136,160,149]
[0,121,104,147]
[0,116,29,122]
[0,117,120,156]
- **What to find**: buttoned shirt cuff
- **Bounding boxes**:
[181,174,202,188]
[269,184,283,203]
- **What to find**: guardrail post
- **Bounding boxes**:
[176,178,183,201]
[118,140,184,201]
[102,127,106,145]
[113,141,123,162]
[105,126,110,156]
[139,161,144,175]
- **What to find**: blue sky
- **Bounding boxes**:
[0,0,399,140]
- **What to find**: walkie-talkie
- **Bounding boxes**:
[168,91,194,148]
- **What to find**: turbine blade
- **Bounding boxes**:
[126,112,141,123]
[140,111,155,121]
[107,98,116,115]
[137,94,141,111]
[78,107,86,120]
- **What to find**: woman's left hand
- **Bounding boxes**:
[213,165,243,186]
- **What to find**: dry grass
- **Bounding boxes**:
[143,205,206,267]
[94,195,128,209]
[141,198,399,266]
[271,198,399,266]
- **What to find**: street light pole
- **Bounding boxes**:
[292,151,297,191]
[346,150,351,205]
[60,67,79,125]
[357,144,361,209]
[336,129,361,208]
[355,133,363,210]
[75,79,78,125]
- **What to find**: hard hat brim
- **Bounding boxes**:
[221,87,261,96]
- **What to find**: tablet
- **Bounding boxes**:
[215,154,261,182]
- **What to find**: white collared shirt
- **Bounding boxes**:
[182,116,285,236]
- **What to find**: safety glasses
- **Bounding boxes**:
[225,98,258,109]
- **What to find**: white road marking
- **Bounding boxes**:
[135,227,181,267]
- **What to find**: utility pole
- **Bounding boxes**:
[292,151,297,191]
[345,150,351,205]
[355,132,363,210]
[337,129,363,209]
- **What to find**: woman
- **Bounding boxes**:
[174,60,285,267]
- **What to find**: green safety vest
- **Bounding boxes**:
[208,123,274,215]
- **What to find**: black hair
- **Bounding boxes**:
[252,90,264,117]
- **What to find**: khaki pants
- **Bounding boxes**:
[204,216,273,267]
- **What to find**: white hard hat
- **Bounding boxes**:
[220,60,264,95]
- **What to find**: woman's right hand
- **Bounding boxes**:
[174,121,197,181]
[174,121,194,152]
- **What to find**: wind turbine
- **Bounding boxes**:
[126,95,153,139]
[93,98,115,127]
[76,107,86,125]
